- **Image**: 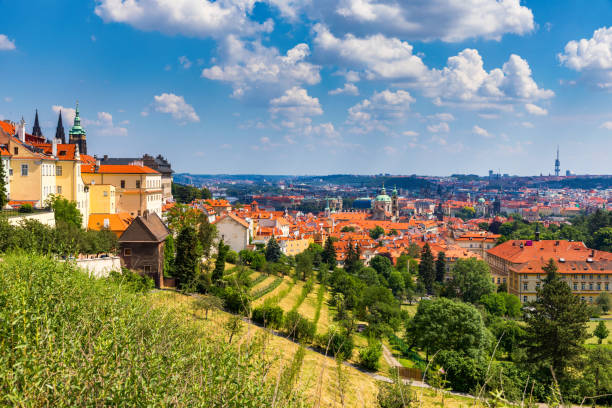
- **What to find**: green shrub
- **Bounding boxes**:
[222,286,252,315]
[283,310,316,342]
[108,269,154,292]
[0,254,304,407]
[252,277,283,300]
[225,250,239,264]
[358,339,382,371]
[18,203,33,213]
[317,328,354,360]
[252,305,284,328]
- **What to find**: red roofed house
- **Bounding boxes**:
[214,213,252,252]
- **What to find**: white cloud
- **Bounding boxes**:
[600,121,612,130]
[95,0,272,39]
[521,121,534,128]
[178,56,192,69]
[403,130,418,137]
[0,34,15,51]
[202,36,320,98]
[308,0,534,42]
[559,26,612,88]
[427,122,450,133]
[329,82,359,95]
[347,89,415,132]
[269,87,323,126]
[153,93,200,123]
[313,24,428,80]
[525,103,547,115]
[52,105,76,127]
[473,125,492,138]
[383,146,397,155]
[428,113,455,122]
[95,112,128,136]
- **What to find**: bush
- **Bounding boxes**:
[225,250,239,264]
[252,305,284,328]
[18,203,33,213]
[108,269,154,292]
[317,328,354,360]
[0,254,305,407]
[377,371,413,408]
[433,350,485,394]
[283,310,316,342]
[358,339,382,371]
[222,286,252,315]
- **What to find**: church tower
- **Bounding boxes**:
[55,111,66,143]
[32,109,43,137]
[391,186,399,221]
[68,102,87,155]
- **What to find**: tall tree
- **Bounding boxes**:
[265,237,282,263]
[321,236,337,267]
[295,250,313,281]
[198,215,217,258]
[369,226,385,240]
[435,251,446,283]
[448,258,495,303]
[175,226,200,289]
[212,240,228,282]
[47,195,82,228]
[344,240,362,274]
[418,243,435,294]
[0,160,7,209]
[524,259,589,381]
[163,235,175,277]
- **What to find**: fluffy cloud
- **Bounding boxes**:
[0,34,15,51]
[94,112,128,136]
[521,121,534,128]
[427,122,450,133]
[202,37,320,98]
[153,93,200,123]
[52,105,76,127]
[428,113,455,122]
[559,27,612,88]
[95,0,272,38]
[600,121,612,130]
[525,103,547,115]
[422,49,554,109]
[313,24,427,80]
[280,0,533,42]
[329,82,359,95]
[178,56,192,69]
[473,125,492,138]
[269,87,323,127]
[347,89,415,132]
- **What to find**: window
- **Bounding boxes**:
[523,283,528,291]
[57,186,62,194]
[103,191,108,197]
[56,166,62,176]
[503,278,506,284]
[14,147,18,155]
[120,180,125,189]
[589,283,593,290]
[123,248,132,256]
[523,296,527,302]
[597,283,601,290]
[606,283,609,291]
[21,164,28,176]
[581,283,585,290]
[143,265,152,273]
[589,296,593,303]
[573,283,577,290]
[136,180,141,188]
[8,168,12,176]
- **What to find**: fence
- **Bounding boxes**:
[397,366,423,381]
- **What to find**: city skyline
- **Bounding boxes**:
[1,1,612,175]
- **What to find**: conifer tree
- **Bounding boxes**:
[265,237,282,263]
[175,226,199,289]
[524,259,589,381]
[212,239,228,282]
[418,243,435,294]
[593,321,609,344]
[0,161,7,210]
[344,240,362,274]
[435,251,446,283]
[322,236,337,267]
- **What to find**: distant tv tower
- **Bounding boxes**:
[554,146,560,177]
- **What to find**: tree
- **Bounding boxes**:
[418,243,435,294]
[435,251,446,283]
[524,259,589,381]
[212,240,228,282]
[174,226,200,289]
[163,235,175,277]
[321,236,337,267]
[295,251,313,281]
[344,240,362,274]
[395,254,409,273]
[593,321,609,344]
[369,225,385,240]
[0,160,7,209]
[407,243,421,258]
[387,270,405,299]
[47,195,82,228]
[198,215,217,258]
[581,346,612,400]
[448,258,495,304]
[225,315,244,344]
[166,203,202,233]
[265,237,281,263]
[340,226,355,232]
[595,292,612,313]
[370,255,393,279]
[192,294,223,319]
[408,297,488,359]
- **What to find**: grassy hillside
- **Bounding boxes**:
[0,254,304,407]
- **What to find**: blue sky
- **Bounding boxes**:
[1,0,612,176]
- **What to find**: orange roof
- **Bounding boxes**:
[0,146,10,157]
[0,121,15,135]
[88,212,134,235]
[81,164,159,174]
[488,240,612,264]
[35,143,78,160]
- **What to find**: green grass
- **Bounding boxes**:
[0,253,304,407]
[586,319,612,345]
[252,277,284,300]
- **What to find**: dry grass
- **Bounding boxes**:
[250,275,276,294]
[253,279,292,307]
[316,292,333,335]
[297,282,320,319]
[279,280,306,310]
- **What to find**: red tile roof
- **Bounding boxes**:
[81,164,159,174]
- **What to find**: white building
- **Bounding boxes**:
[214,213,252,252]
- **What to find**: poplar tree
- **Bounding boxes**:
[322,236,337,267]
[344,240,362,274]
[418,243,435,294]
[175,226,199,289]
[524,259,589,381]
[435,251,446,283]
[212,240,228,282]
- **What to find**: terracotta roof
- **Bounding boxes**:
[119,212,170,243]
[214,212,250,229]
[0,146,10,157]
[0,121,15,135]
[35,143,78,160]
[488,240,612,264]
[81,164,159,174]
[88,212,134,234]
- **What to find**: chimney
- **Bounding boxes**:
[103,154,108,160]
[18,117,26,142]
[52,138,58,157]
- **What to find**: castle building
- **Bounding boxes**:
[68,103,87,155]
[371,185,399,222]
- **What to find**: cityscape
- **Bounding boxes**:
[1,1,611,407]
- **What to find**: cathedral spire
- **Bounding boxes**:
[55,110,66,143]
[32,109,43,137]
[68,101,87,155]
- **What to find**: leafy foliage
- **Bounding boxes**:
[265,237,281,263]
[175,226,200,289]
[171,182,212,203]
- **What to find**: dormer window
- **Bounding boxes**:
[14,147,18,155]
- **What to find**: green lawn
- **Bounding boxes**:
[586,319,612,345]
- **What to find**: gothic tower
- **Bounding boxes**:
[32,109,43,137]
[68,102,87,155]
[55,111,66,143]
[391,186,399,220]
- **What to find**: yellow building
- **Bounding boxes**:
[279,237,314,256]
[81,164,163,217]
[89,184,116,214]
